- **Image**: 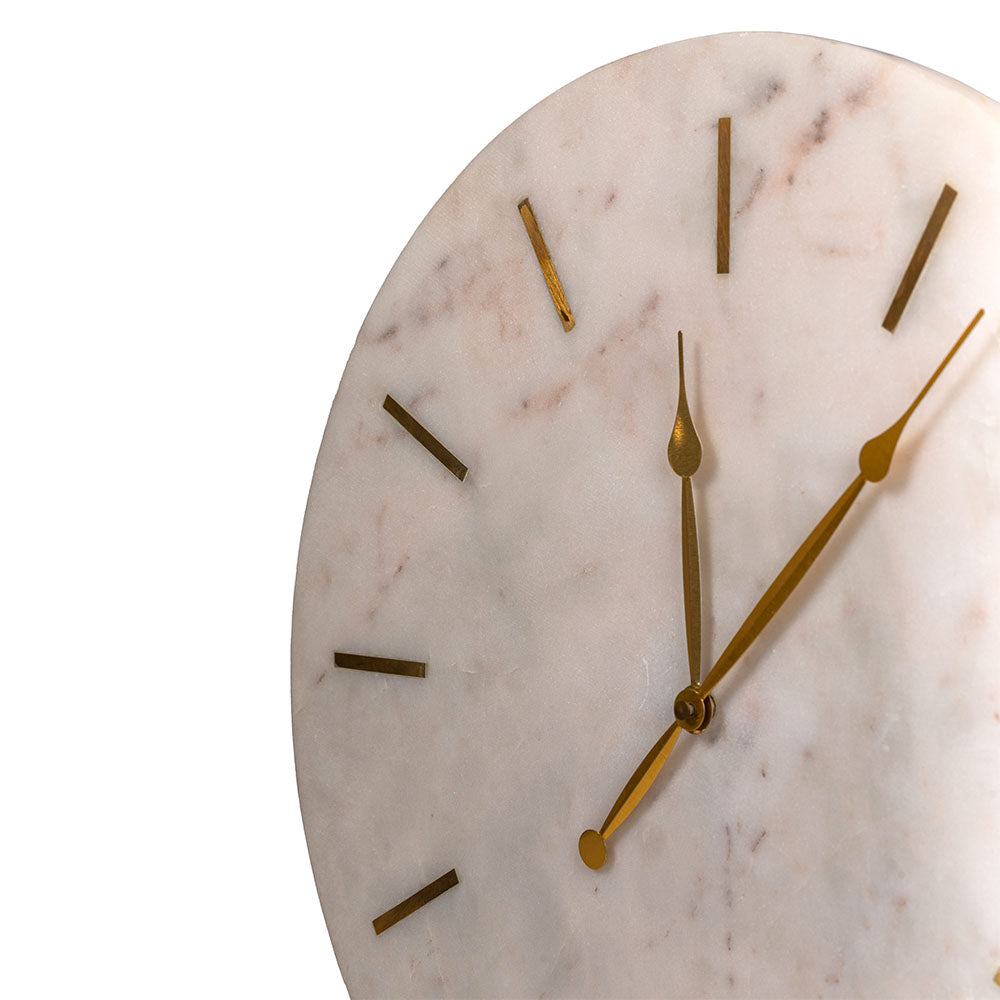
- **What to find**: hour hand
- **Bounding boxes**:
[667,331,704,691]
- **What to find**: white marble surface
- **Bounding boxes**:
[293,32,1000,998]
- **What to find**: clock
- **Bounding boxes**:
[292,32,1000,997]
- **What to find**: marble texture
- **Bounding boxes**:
[293,33,1000,998]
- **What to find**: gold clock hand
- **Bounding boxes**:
[699,308,983,700]
[667,331,704,690]
[580,311,983,871]
[579,721,683,870]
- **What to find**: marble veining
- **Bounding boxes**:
[293,32,1000,998]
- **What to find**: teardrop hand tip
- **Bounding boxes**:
[579,829,607,869]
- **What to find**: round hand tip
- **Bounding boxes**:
[579,829,607,869]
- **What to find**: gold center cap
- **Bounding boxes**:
[673,686,715,734]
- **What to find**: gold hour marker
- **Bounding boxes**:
[373,869,459,935]
[383,394,468,481]
[517,198,575,331]
[717,117,731,274]
[882,183,957,332]
[334,652,426,678]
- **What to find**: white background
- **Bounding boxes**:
[1,3,996,997]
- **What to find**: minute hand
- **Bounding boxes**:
[699,310,983,700]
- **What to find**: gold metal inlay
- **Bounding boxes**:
[334,652,426,678]
[517,198,575,331]
[667,331,703,688]
[383,394,468,481]
[373,869,459,935]
[882,183,957,332]
[717,117,732,274]
[580,309,984,869]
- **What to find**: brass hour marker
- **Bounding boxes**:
[717,117,731,274]
[517,198,575,331]
[383,394,468,481]
[372,869,459,935]
[882,183,957,332]
[334,652,426,678]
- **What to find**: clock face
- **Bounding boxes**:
[292,32,1000,998]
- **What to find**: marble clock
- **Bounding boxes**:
[292,32,1000,998]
